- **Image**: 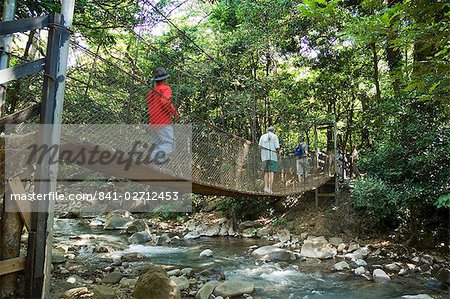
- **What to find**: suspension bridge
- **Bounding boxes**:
[0,8,338,298]
[0,27,337,199]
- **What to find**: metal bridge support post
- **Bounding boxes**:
[25,1,75,298]
[0,0,17,116]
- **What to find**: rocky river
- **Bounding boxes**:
[49,211,449,299]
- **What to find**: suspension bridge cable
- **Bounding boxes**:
[143,0,220,67]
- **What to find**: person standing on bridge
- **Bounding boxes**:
[146,67,179,161]
[294,137,309,182]
[259,126,280,194]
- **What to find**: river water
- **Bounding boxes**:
[53,219,447,299]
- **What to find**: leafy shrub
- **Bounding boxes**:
[212,197,271,220]
[352,176,403,230]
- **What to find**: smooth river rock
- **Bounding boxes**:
[300,237,336,259]
[344,247,370,260]
[199,249,213,258]
[213,280,255,297]
[333,261,350,271]
[104,210,134,230]
[121,252,147,263]
[373,269,390,282]
[184,230,201,239]
[93,285,117,299]
[129,231,151,244]
[401,295,434,299]
[126,219,149,234]
[252,246,293,262]
[101,271,123,284]
[133,268,181,299]
[354,266,366,276]
[170,275,189,290]
[196,281,219,299]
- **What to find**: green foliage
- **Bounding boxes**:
[9,0,449,240]
[271,217,287,227]
[212,197,271,220]
[435,194,450,209]
[352,176,402,229]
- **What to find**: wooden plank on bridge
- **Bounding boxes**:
[8,177,31,231]
[0,257,26,276]
[0,103,41,128]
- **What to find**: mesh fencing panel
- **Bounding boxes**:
[2,40,334,197]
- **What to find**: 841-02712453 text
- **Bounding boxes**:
[9,191,179,202]
[93,191,179,201]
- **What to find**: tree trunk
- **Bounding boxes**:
[326,101,333,152]
[359,94,371,149]
[386,0,403,94]
[370,42,381,102]
[0,208,24,298]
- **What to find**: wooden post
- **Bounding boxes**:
[0,202,23,298]
[26,1,75,298]
[313,124,318,170]
[315,187,319,209]
[0,0,17,116]
[333,115,339,204]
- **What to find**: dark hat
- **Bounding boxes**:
[151,67,170,81]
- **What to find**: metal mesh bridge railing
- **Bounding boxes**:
[2,41,335,197]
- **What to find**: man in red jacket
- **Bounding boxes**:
[146,67,179,162]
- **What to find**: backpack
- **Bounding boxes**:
[294,145,305,157]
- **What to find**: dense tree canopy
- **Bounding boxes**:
[4,0,449,244]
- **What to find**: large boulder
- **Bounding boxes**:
[199,249,213,258]
[121,252,147,263]
[93,285,117,299]
[347,243,360,252]
[101,271,123,284]
[344,247,370,260]
[373,269,390,282]
[104,210,134,230]
[333,261,350,271]
[133,268,181,299]
[156,234,171,246]
[434,267,450,284]
[213,280,254,297]
[170,275,189,290]
[238,220,262,230]
[252,246,293,262]
[354,266,366,276]
[202,223,221,237]
[300,237,336,259]
[126,219,149,234]
[184,230,201,239]
[384,263,401,272]
[196,281,219,299]
[129,231,151,244]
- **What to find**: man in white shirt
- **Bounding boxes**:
[259,126,280,193]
